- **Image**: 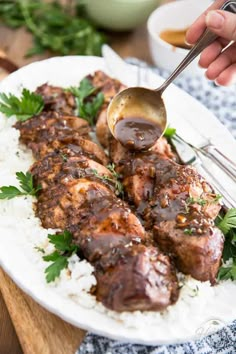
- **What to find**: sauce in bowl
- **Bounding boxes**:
[159,28,192,50]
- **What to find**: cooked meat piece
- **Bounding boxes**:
[30,136,109,163]
[31,149,113,190]
[87,70,126,104]
[14,112,90,148]
[109,136,174,165]
[69,196,146,262]
[96,105,112,148]
[95,244,179,312]
[143,157,223,283]
[36,178,113,229]
[153,221,224,283]
[145,158,221,226]
[35,84,76,115]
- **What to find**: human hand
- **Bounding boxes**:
[186,0,236,86]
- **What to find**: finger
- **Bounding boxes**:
[199,37,229,68]
[206,10,236,41]
[215,63,236,86]
[185,0,226,44]
[205,44,236,80]
[199,41,224,68]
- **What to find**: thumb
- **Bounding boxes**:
[206,10,236,41]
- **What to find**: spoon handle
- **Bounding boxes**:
[157,0,236,94]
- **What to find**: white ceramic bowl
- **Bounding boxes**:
[147,0,212,74]
[84,0,161,31]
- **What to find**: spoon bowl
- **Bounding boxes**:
[107,86,167,150]
[107,0,236,151]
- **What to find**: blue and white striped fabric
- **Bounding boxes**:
[77,60,236,354]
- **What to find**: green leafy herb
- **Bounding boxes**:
[217,208,236,234]
[68,78,104,125]
[0,89,44,121]
[184,228,193,235]
[92,164,124,197]
[186,197,207,207]
[218,262,236,281]
[68,78,96,101]
[34,246,45,254]
[0,171,41,199]
[42,230,79,283]
[0,1,106,57]
[164,126,176,139]
[217,208,236,281]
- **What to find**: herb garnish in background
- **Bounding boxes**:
[0,0,106,57]
[41,230,79,283]
[0,171,41,199]
[0,89,44,121]
[217,208,236,281]
[68,78,104,125]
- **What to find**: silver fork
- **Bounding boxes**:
[172,135,236,209]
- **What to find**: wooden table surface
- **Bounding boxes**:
[0,22,154,354]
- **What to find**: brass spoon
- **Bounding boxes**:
[107,0,236,151]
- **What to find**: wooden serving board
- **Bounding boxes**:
[0,268,86,354]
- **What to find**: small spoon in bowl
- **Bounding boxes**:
[107,0,236,151]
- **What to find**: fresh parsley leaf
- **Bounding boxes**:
[68,78,96,101]
[47,230,77,253]
[41,230,79,283]
[164,126,176,139]
[0,88,44,121]
[218,208,236,234]
[0,186,24,200]
[0,171,41,199]
[44,256,68,283]
[68,79,104,125]
[78,92,104,125]
[217,262,236,281]
[217,208,236,281]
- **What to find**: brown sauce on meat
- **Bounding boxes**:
[114,117,163,151]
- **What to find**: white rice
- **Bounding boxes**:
[0,112,236,336]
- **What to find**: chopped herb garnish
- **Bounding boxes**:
[0,171,41,199]
[184,228,194,235]
[42,230,79,283]
[67,78,104,125]
[34,246,45,254]
[186,197,207,207]
[0,88,44,121]
[60,153,68,162]
[92,164,124,197]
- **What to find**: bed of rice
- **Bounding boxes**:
[0,113,236,338]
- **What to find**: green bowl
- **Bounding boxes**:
[84,0,161,31]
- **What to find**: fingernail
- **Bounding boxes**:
[206,11,225,29]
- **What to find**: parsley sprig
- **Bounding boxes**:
[42,230,79,283]
[67,78,104,125]
[0,89,44,121]
[0,172,41,199]
[217,208,236,281]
